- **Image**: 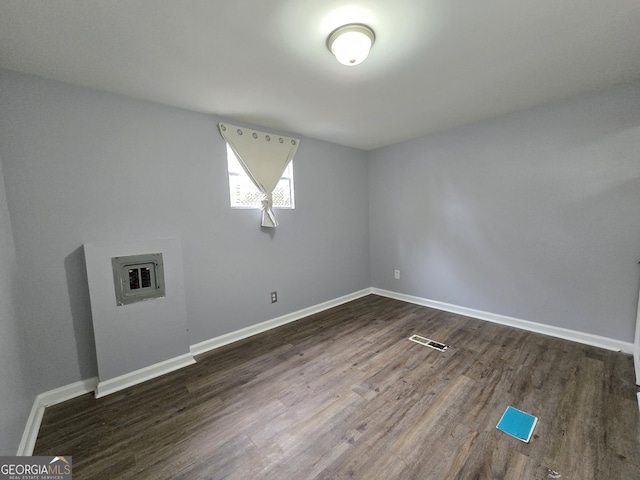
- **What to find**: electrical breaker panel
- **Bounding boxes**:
[111,253,165,306]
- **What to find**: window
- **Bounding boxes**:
[227,143,295,209]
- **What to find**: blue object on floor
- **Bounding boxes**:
[496,406,538,443]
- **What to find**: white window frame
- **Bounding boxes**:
[226,143,295,209]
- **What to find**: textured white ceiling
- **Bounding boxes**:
[1,0,639,150]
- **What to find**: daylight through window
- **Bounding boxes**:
[227,143,295,209]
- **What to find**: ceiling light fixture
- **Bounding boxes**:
[327,23,375,66]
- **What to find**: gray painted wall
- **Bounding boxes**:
[0,69,370,397]
[0,157,33,454]
[369,81,640,342]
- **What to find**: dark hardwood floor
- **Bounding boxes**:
[34,295,640,479]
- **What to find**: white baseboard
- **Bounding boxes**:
[95,353,196,399]
[190,288,372,357]
[17,377,98,456]
[372,288,634,354]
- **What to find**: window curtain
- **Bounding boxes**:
[219,122,300,227]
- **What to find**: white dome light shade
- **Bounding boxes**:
[327,24,375,66]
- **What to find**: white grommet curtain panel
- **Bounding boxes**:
[219,123,300,227]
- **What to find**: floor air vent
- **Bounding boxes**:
[408,334,449,351]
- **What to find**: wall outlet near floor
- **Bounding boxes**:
[394,269,400,279]
[270,291,278,303]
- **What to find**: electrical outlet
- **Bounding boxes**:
[394,269,400,279]
[271,291,278,303]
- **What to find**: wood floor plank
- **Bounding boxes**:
[34,295,640,479]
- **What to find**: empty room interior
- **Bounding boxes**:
[1,1,640,479]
